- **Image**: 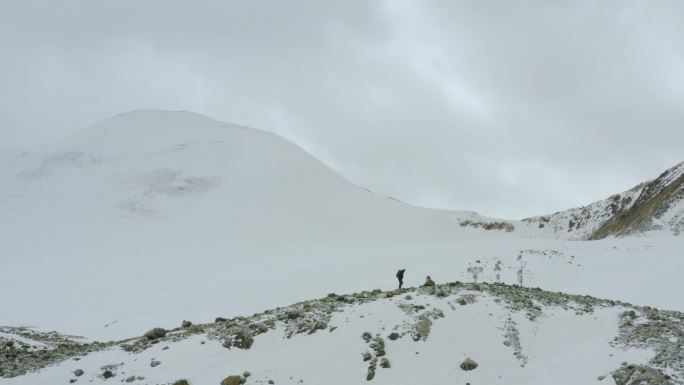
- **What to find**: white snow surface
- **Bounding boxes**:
[0,110,682,384]
[2,292,655,385]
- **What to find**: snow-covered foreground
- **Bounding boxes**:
[3,282,680,385]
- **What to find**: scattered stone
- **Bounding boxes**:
[460,357,478,371]
[366,358,377,381]
[361,332,372,343]
[144,328,167,340]
[369,336,386,357]
[362,351,372,362]
[412,316,432,341]
[232,329,254,349]
[456,294,477,306]
[172,380,190,385]
[125,375,136,382]
[388,332,400,341]
[287,310,303,319]
[220,375,243,385]
[150,360,161,368]
[182,320,192,328]
[103,370,114,379]
[423,276,435,287]
[69,379,77,384]
[612,363,673,385]
[243,371,251,378]
[74,369,84,377]
[380,357,391,368]
[268,380,275,384]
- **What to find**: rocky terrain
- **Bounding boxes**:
[521,162,684,240]
[2,282,683,385]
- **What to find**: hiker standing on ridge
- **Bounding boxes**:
[396,269,406,289]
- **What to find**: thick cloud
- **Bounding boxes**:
[1,0,682,218]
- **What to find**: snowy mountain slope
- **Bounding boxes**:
[1,110,684,385]
[0,110,683,343]
[521,162,684,240]
[2,282,682,385]
[0,109,504,252]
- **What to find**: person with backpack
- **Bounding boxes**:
[396,269,406,289]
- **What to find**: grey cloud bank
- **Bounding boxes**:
[0,0,682,218]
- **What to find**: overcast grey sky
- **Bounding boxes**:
[1,0,682,218]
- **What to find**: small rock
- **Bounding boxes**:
[69,380,77,384]
[388,332,400,341]
[220,375,243,385]
[125,375,136,383]
[380,358,391,368]
[268,380,275,384]
[144,328,167,340]
[181,320,192,328]
[172,380,190,385]
[103,370,114,379]
[460,357,478,371]
[74,369,84,377]
[150,360,161,368]
[243,371,251,378]
[226,329,254,349]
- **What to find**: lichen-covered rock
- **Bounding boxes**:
[172,380,190,385]
[412,316,432,341]
[366,358,377,381]
[144,328,167,340]
[220,375,243,385]
[612,363,674,385]
[361,332,372,343]
[460,357,478,371]
[369,336,386,357]
[232,329,254,349]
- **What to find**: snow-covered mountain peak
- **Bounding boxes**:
[67,110,265,156]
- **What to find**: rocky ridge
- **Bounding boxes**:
[2,282,684,384]
[522,162,684,239]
